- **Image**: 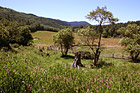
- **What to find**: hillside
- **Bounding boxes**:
[0,6,69,30]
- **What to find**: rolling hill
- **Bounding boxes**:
[0,6,69,30]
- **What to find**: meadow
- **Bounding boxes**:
[0,31,140,92]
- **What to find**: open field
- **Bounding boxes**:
[0,46,140,92]
[31,31,56,46]
[31,31,125,57]
[31,31,121,48]
[1,31,139,92]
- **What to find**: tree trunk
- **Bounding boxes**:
[93,49,101,66]
[60,44,64,56]
[93,25,102,66]
[131,52,139,62]
[64,48,68,56]
[72,52,84,68]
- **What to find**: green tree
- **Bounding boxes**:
[0,25,10,48]
[0,18,33,49]
[118,24,140,62]
[86,6,118,66]
[53,28,74,56]
[78,26,98,50]
[17,26,33,46]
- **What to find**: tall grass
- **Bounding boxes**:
[0,47,140,92]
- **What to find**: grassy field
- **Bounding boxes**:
[0,46,140,92]
[31,31,121,48]
[0,31,140,92]
[31,31,56,46]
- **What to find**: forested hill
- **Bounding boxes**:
[0,6,69,31]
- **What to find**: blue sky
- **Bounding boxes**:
[0,0,140,24]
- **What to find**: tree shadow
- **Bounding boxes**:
[129,59,140,63]
[61,55,75,59]
[91,61,114,68]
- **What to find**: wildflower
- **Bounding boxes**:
[41,78,43,81]
[91,78,93,82]
[28,84,31,88]
[62,75,64,79]
[6,69,9,72]
[34,70,37,73]
[50,81,52,84]
[107,85,110,89]
[138,83,140,85]
[56,76,58,79]
[88,82,90,85]
[30,87,32,91]
[87,88,89,92]
[110,83,112,86]
[13,70,16,72]
[106,79,109,84]
[42,86,44,89]
[6,59,9,62]
[73,76,75,79]
[101,80,104,83]
[34,67,37,70]
[76,90,79,93]
[38,65,40,69]
[22,81,25,84]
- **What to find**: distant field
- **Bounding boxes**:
[31,31,56,46]
[32,31,121,48]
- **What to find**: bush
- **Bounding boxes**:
[53,28,74,56]
[0,18,33,49]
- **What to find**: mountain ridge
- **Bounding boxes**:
[0,6,90,29]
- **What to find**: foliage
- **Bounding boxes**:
[118,24,140,61]
[0,48,140,92]
[0,18,33,49]
[86,6,118,65]
[53,28,74,56]
[78,26,99,52]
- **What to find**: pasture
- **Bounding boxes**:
[0,31,140,92]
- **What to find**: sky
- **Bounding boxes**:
[0,0,140,24]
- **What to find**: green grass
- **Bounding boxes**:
[31,31,56,45]
[0,31,139,92]
[0,47,140,92]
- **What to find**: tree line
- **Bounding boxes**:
[71,20,140,38]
